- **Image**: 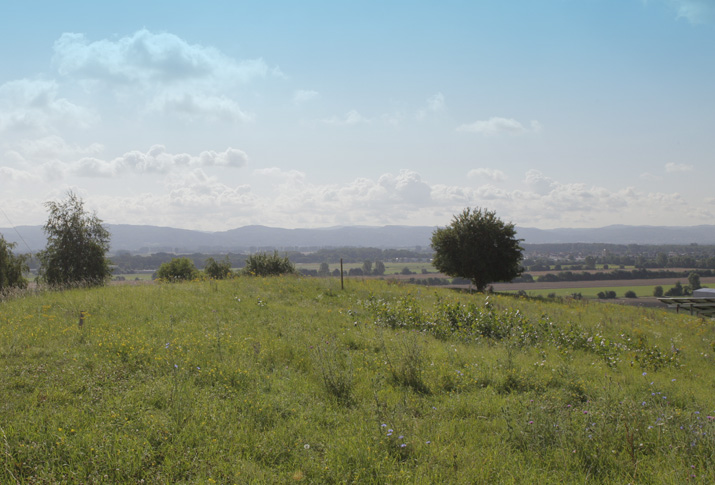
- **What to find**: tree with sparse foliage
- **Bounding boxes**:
[156,257,199,281]
[362,260,373,275]
[243,251,296,276]
[0,235,29,290]
[204,256,232,279]
[431,207,523,292]
[37,192,112,287]
[373,260,385,276]
[318,262,330,276]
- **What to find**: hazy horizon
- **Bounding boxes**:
[2,1,715,232]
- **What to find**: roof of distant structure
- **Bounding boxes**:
[658,295,715,318]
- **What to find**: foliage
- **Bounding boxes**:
[242,251,296,276]
[0,235,29,290]
[431,207,523,292]
[37,192,112,287]
[624,290,637,298]
[156,257,199,281]
[653,286,664,297]
[1,278,714,482]
[664,282,686,297]
[597,290,617,299]
[688,272,702,291]
[204,256,232,279]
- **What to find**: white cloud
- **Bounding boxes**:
[468,168,507,182]
[665,162,694,172]
[524,169,556,195]
[0,166,36,183]
[53,30,270,86]
[417,92,445,120]
[70,146,247,177]
[151,93,253,123]
[0,79,96,134]
[457,117,541,135]
[293,89,319,105]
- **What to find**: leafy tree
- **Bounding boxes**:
[37,192,111,287]
[362,260,373,275]
[624,290,637,298]
[431,207,523,292]
[204,256,232,279]
[688,272,702,291]
[0,235,29,290]
[373,260,386,275]
[653,286,664,297]
[243,251,296,276]
[664,282,684,297]
[156,257,199,281]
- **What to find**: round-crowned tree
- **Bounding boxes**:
[156,257,199,281]
[431,207,523,292]
[37,192,112,287]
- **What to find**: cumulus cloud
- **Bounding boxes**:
[468,168,506,182]
[0,79,96,133]
[665,162,694,172]
[524,169,556,195]
[70,146,247,177]
[0,166,36,183]
[53,30,270,86]
[457,117,541,135]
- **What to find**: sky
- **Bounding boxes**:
[2,0,715,232]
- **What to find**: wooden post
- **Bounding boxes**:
[340,258,344,290]
[79,310,85,327]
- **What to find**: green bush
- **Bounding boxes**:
[204,257,232,279]
[156,257,199,281]
[242,251,296,276]
[624,290,637,298]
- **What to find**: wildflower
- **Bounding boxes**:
[304,444,310,449]
[426,441,431,444]
[642,372,647,376]
[381,424,387,428]
[528,421,533,425]
[400,444,406,448]
[398,435,404,439]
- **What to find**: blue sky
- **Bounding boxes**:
[1,0,715,231]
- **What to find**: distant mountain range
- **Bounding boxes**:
[3,223,715,253]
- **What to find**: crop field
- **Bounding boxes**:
[2,277,715,482]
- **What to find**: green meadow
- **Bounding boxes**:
[2,277,715,483]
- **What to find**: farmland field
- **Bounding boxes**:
[2,277,715,482]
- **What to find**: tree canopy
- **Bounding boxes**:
[156,257,199,281]
[37,192,112,287]
[0,235,29,290]
[431,207,523,292]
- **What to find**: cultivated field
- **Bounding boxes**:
[2,277,715,482]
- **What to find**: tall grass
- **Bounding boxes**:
[1,277,715,482]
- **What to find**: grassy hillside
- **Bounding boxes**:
[2,277,715,483]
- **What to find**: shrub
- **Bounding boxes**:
[624,290,637,298]
[653,286,664,297]
[242,251,296,276]
[156,257,199,281]
[204,257,232,279]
